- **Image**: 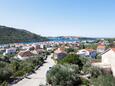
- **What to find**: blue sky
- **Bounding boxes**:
[0,0,115,37]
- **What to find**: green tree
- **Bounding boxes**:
[47,64,81,86]
[0,62,13,82]
[92,75,115,86]
[58,54,83,70]
[65,48,75,53]
[0,81,8,86]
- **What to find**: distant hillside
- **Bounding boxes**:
[78,37,98,41]
[0,26,48,44]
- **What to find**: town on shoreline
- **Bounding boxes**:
[0,38,115,86]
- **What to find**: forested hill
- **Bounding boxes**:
[0,26,48,44]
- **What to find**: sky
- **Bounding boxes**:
[0,0,115,37]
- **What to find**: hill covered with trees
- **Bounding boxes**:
[0,26,48,44]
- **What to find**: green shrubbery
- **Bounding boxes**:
[0,55,45,85]
[0,62,13,82]
[47,54,114,86]
[47,64,81,86]
[65,48,77,53]
[91,75,115,86]
[11,56,44,77]
[0,81,8,86]
[58,54,84,70]
[47,54,92,86]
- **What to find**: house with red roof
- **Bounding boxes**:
[97,44,105,53]
[54,47,67,60]
[17,50,34,60]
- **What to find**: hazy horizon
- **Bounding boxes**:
[0,0,115,37]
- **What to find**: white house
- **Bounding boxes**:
[47,47,53,51]
[77,49,90,56]
[92,48,115,77]
[77,49,96,58]
[3,48,16,55]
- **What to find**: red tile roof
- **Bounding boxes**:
[111,48,115,52]
[54,48,66,54]
[85,48,94,52]
[97,45,105,49]
[18,50,33,57]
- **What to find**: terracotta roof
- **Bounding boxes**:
[18,50,33,57]
[97,45,105,49]
[111,48,115,52]
[54,48,66,54]
[85,48,94,52]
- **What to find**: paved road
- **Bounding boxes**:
[12,55,55,86]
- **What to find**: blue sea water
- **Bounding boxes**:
[48,37,80,42]
[15,38,80,44]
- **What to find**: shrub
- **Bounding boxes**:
[46,64,81,86]
[80,78,90,86]
[90,67,103,78]
[0,62,13,81]
[0,81,8,86]
[65,48,75,53]
[14,71,25,77]
[82,66,103,78]
[10,61,20,73]
[58,54,83,70]
[92,75,115,86]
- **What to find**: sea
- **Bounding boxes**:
[48,37,80,42]
[0,38,80,46]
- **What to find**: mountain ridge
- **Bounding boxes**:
[0,25,48,44]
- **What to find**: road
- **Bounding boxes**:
[12,54,55,86]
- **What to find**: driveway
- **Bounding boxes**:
[12,54,55,86]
